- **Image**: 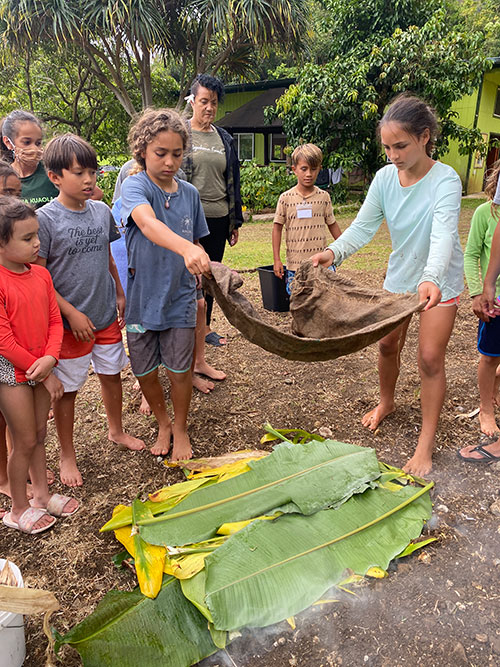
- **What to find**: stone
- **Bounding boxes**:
[489,499,500,516]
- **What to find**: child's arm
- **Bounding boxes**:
[327,221,341,240]
[108,248,126,328]
[131,204,211,276]
[35,257,96,341]
[481,221,500,320]
[272,223,284,278]
[464,206,488,319]
[26,274,63,383]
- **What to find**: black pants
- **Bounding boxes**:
[199,215,230,325]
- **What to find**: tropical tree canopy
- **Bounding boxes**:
[0,0,309,115]
[271,0,492,179]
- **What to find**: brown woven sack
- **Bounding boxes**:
[203,261,424,362]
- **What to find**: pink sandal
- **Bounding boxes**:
[3,507,56,534]
[46,494,79,518]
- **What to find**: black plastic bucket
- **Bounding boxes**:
[257,265,290,312]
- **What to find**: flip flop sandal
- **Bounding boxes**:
[2,507,56,534]
[46,493,79,517]
[205,332,225,347]
[456,444,500,463]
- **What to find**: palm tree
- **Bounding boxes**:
[0,0,308,117]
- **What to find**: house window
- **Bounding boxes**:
[494,87,500,118]
[269,133,287,162]
[235,133,254,161]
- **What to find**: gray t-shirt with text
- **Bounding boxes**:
[37,198,121,331]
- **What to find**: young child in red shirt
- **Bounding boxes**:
[0,196,78,534]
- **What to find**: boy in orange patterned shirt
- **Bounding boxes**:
[272,144,341,294]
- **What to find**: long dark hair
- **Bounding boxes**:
[378,94,439,157]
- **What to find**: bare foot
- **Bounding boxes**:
[108,431,145,451]
[170,425,192,461]
[60,456,83,487]
[361,403,395,430]
[192,374,215,394]
[46,468,55,485]
[495,393,500,408]
[150,423,172,456]
[139,393,151,416]
[478,409,498,437]
[133,379,141,392]
[402,445,433,477]
[194,360,226,381]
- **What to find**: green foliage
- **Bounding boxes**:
[240,161,296,211]
[272,4,489,179]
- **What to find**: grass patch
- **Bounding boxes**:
[225,197,479,273]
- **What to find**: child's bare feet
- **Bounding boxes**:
[108,431,145,451]
[0,481,34,500]
[478,408,499,437]
[150,423,172,456]
[194,361,226,382]
[402,440,433,477]
[171,425,192,461]
[60,455,83,487]
[192,374,215,394]
[46,468,55,485]
[361,402,395,430]
[139,393,151,416]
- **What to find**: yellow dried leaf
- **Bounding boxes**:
[217,514,278,536]
[166,450,269,472]
[365,566,388,579]
[286,616,296,629]
[114,525,166,599]
[148,477,210,503]
[164,552,209,579]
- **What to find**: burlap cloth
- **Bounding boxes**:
[203,261,424,362]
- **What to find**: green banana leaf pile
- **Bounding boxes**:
[55,430,434,667]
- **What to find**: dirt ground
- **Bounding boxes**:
[1,218,500,666]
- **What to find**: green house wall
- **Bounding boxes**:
[216,91,273,164]
[442,68,500,194]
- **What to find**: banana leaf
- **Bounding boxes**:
[204,483,432,631]
[112,500,166,598]
[139,440,381,547]
[54,576,219,667]
[101,478,213,533]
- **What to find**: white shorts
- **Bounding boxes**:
[53,341,128,392]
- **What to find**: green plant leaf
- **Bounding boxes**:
[396,537,437,558]
[139,440,381,547]
[55,576,219,667]
[204,484,433,631]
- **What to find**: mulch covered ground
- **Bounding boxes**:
[1,226,499,666]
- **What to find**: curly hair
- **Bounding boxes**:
[127,108,190,171]
[378,94,439,158]
[0,195,35,245]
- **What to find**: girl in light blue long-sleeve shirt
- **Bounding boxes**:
[312,94,463,478]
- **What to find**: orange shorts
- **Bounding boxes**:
[60,319,123,359]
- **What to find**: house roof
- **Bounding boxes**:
[215,86,288,133]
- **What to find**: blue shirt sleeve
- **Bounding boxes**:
[417,170,462,290]
[328,170,384,266]
[121,172,152,227]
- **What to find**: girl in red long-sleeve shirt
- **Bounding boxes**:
[0,196,78,533]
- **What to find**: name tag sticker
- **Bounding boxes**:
[296,204,312,219]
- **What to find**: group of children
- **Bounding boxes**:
[0,92,499,533]
[0,107,211,534]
